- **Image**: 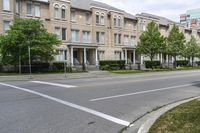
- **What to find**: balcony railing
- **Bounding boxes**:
[124,41,137,48]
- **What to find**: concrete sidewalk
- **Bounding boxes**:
[0,71,113,82]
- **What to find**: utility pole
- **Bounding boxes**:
[28,46,32,79]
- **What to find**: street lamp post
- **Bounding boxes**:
[28,46,32,79]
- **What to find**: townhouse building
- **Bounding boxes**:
[1,0,200,68]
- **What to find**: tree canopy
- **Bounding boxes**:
[0,18,61,65]
[167,24,185,68]
[136,21,165,69]
[185,35,200,66]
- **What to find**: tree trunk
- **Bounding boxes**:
[173,55,177,69]
[150,57,154,70]
[192,56,194,67]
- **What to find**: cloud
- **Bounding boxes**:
[95,0,200,22]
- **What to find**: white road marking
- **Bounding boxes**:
[90,84,194,102]
[0,83,130,126]
[30,81,76,88]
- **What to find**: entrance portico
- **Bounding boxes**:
[69,45,98,67]
[123,48,137,65]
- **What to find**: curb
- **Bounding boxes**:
[136,96,200,133]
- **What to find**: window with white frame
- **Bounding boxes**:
[71,30,79,42]
[35,3,40,17]
[27,2,32,15]
[55,27,61,39]
[114,16,117,27]
[83,31,90,43]
[131,36,136,46]
[85,12,90,24]
[3,20,10,33]
[71,10,76,22]
[54,4,60,18]
[3,0,10,11]
[101,13,105,25]
[16,0,20,13]
[124,35,129,45]
[114,33,117,44]
[115,51,121,60]
[98,51,105,61]
[96,32,105,44]
[118,34,121,44]
[61,6,66,19]
[62,28,67,40]
[118,16,121,27]
[96,12,100,24]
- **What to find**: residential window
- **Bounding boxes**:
[124,35,129,45]
[61,6,66,19]
[96,32,100,43]
[83,31,90,43]
[71,30,79,42]
[98,51,105,61]
[16,0,20,13]
[35,3,40,17]
[114,34,117,44]
[71,10,76,22]
[27,2,32,15]
[54,5,60,18]
[55,27,61,39]
[85,12,90,24]
[96,12,100,24]
[140,23,146,31]
[3,0,10,11]
[62,28,66,40]
[3,21,10,33]
[118,16,121,27]
[124,20,127,28]
[56,50,65,61]
[115,51,121,60]
[131,36,136,46]
[114,16,117,27]
[118,34,121,44]
[101,13,105,25]
[96,32,105,44]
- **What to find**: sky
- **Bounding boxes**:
[96,0,200,22]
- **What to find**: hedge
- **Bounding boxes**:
[196,61,200,66]
[144,61,161,69]
[176,60,189,67]
[99,60,125,70]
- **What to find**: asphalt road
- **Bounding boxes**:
[1,70,200,133]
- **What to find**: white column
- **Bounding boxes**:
[71,47,74,66]
[140,54,144,65]
[122,50,124,60]
[166,55,169,63]
[125,49,128,64]
[133,49,136,65]
[84,48,87,65]
[160,54,163,63]
[95,49,98,66]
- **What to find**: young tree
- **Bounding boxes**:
[136,21,165,69]
[185,36,200,67]
[167,24,185,69]
[0,18,61,66]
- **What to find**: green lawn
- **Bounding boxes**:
[110,67,200,74]
[149,99,200,133]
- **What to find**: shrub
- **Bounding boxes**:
[144,61,161,69]
[176,60,189,67]
[53,62,65,71]
[99,60,125,70]
[196,61,200,66]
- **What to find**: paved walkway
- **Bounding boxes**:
[0,71,113,82]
